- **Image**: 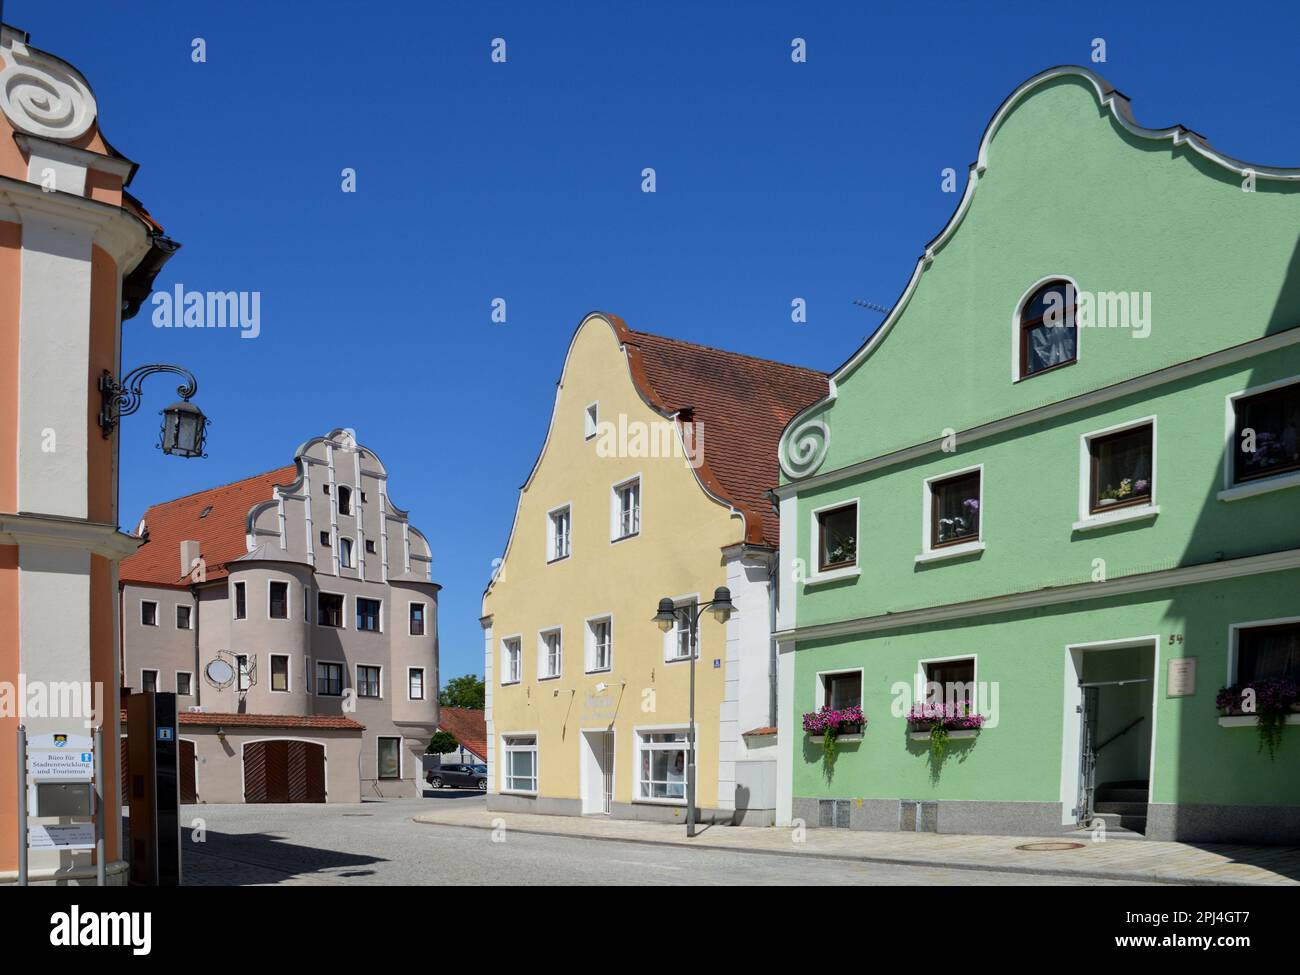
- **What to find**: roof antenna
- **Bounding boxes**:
[852,299,890,315]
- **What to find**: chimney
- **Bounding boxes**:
[180,540,201,579]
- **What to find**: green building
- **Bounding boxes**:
[772,66,1300,843]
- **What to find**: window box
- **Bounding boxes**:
[802,704,866,760]
[906,701,986,761]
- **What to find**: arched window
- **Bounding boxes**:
[337,485,352,515]
[1019,279,1077,378]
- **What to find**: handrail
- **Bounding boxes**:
[1095,716,1145,754]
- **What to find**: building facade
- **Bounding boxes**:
[119,429,440,801]
[483,312,825,824]
[774,66,1300,843]
[0,24,179,884]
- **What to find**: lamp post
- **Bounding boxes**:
[98,364,209,457]
[653,585,734,838]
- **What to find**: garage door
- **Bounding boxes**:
[180,739,197,804]
[243,740,326,803]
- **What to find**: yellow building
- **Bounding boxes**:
[482,313,824,824]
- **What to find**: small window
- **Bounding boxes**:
[409,603,425,636]
[365,539,376,554]
[361,490,368,503]
[140,601,158,627]
[613,478,641,540]
[548,506,571,562]
[1234,623,1299,685]
[817,503,857,571]
[141,669,158,693]
[176,672,192,696]
[233,582,247,620]
[319,530,331,547]
[637,730,687,801]
[584,403,599,440]
[322,484,331,495]
[922,658,976,707]
[930,470,981,548]
[357,664,381,698]
[1088,424,1153,514]
[503,637,521,684]
[822,671,862,710]
[503,735,537,792]
[356,597,381,632]
[378,737,402,779]
[317,661,343,696]
[1232,381,1300,485]
[236,654,253,692]
[339,537,355,568]
[1019,279,1077,378]
[588,617,612,672]
[199,505,213,518]
[539,629,562,679]
[175,604,191,630]
[408,667,425,700]
[337,486,352,515]
[317,592,344,628]
[268,581,288,619]
[669,600,698,660]
[270,654,290,693]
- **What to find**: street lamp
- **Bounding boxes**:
[652,585,734,838]
[99,364,209,457]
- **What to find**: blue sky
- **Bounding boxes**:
[11,0,1298,684]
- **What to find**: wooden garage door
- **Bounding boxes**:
[180,739,197,804]
[243,740,326,803]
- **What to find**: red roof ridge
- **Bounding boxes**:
[624,327,827,380]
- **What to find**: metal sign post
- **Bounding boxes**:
[94,724,105,887]
[17,724,27,887]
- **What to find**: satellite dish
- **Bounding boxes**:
[204,658,234,688]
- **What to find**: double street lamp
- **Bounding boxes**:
[652,585,734,838]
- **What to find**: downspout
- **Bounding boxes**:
[189,580,200,708]
[768,555,778,728]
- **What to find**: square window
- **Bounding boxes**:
[357,665,381,698]
[317,592,344,628]
[613,479,640,540]
[1232,382,1300,485]
[930,470,981,548]
[817,504,857,571]
[270,654,289,692]
[175,604,191,630]
[637,730,687,801]
[922,658,976,707]
[548,506,571,562]
[356,597,381,632]
[320,530,331,546]
[365,539,376,554]
[140,601,157,627]
[268,581,288,619]
[1235,623,1299,685]
[822,671,862,710]
[317,661,343,696]
[1089,425,1153,514]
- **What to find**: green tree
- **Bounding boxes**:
[439,673,485,709]
[426,730,459,755]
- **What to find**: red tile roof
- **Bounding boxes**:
[436,707,487,762]
[614,317,828,548]
[119,709,364,731]
[119,465,298,587]
[742,726,778,737]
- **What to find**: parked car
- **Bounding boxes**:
[426,763,487,791]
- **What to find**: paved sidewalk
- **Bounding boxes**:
[413,805,1300,885]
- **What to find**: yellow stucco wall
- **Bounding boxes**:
[484,314,744,812]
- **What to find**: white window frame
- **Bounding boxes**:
[407,666,426,701]
[140,668,159,693]
[1227,615,1300,686]
[1219,374,1300,502]
[814,667,864,711]
[268,653,292,694]
[805,499,862,586]
[355,663,383,700]
[266,578,291,621]
[501,634,522,686]
[633,724,690,806]
[1075,415,1159,532]
[376,735,402,781]
[315,659,345,697]
[175,670,193,696]
[1011,273,1083,384]
[914,654,979,706]
[501,733,539,795]
[339,536,356,569]
[337,484,354,516]
[538,627,562,680]
[316,589,347,629]
[355,596,383,633]
[231,581,247,620]
[610,475,642,542]
[175,603,191,630]
[547,503,572,563]
[140,599,159,627]
[918,463,985,562]
[236,653,253,692]
[584,401,599,440]
[408,601,427,636]
[585,614,613,673]
[662,594,700,663]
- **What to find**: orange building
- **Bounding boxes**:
[0,22,179,884]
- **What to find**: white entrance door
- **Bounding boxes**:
[582,730,614,814]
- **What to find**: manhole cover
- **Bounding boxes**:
[1016,841,1084,851]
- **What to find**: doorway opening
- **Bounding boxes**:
[1063,639,1156,835]
[581,730,614,815]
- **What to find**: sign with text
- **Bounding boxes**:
[28,823,96,851]
[1167,657,1197,698]
[27,748,94,781]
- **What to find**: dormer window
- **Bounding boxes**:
[1019,279,1077,379]
[199,505,212,519]
[338,486,352,515]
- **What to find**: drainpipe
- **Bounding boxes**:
[767,555,778,729]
